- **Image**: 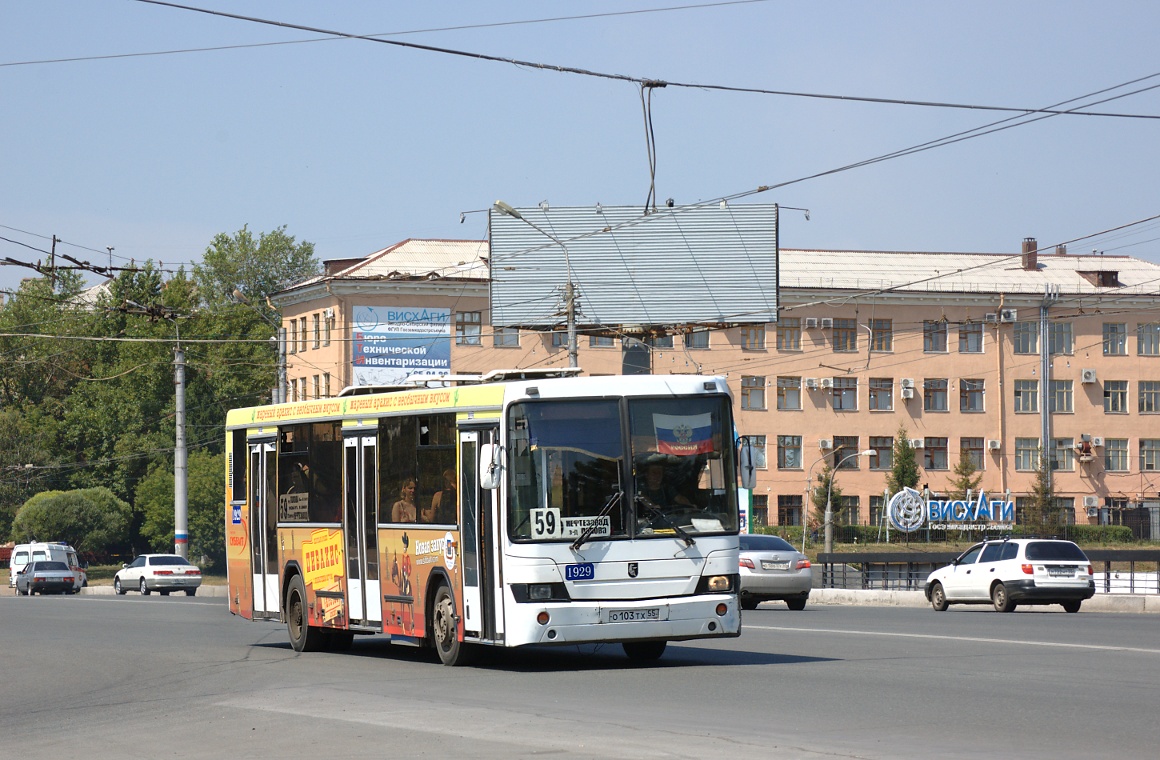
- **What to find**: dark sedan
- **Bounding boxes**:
[14,560,77,596]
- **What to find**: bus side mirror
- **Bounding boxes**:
[479,443,501,490]
[738,440,757,490]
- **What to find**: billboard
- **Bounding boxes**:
[351,305,451,386]
[489,203,778,329]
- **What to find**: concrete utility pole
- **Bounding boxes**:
[174,345,188,559]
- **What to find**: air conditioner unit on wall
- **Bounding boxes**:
[818,438,833,450]
[804,317,819,329]
[900,378,915,389]
[1081,368,1097,384]
[1091,436,1104,447]
[820,377,834,389]
[984,313,999,324]
[805,378,819,390]
[1086,507,1099,518]
[909,438,925,449]
[820,317,834,329]
[987,439,1002,451]
[900,387,915,399]
[1083,495,1099,509]
[999,308,1018,323]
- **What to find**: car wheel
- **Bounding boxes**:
[930,582,949,612]
[159,590,170,596]
[740,597,760,611]
[114,578,126,595]
[139,578,151,596]
[786,598,807,611]
[431,584,473,666]
[622,640,667,661]
[991,582,1015,613]
[286,575,325,653]
[185,588,197,597]
[1062,600,1082,614]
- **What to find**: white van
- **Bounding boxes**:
[8,542,87,592]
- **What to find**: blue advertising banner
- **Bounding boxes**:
[350,305,451,386]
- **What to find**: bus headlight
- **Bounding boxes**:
[697,574,735,593]
[529,584,553,600]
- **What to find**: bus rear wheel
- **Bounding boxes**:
[622,640,667,661]
[431,584,472,666]
[286,575,325,652]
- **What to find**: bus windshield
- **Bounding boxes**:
[506,395,738,542]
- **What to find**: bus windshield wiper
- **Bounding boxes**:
[570,490,623,552]
[635,495,695,547]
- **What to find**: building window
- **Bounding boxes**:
[1103,323,1127,356]
[776,435,801,469]
[1142,439,1160,472]
[869,436,893,470]
[775,318,800,350]
[923,320,948,352]
[740,324,765,350]
[961,437,985,470]
[323,310,333,346]
[1104,380,1128,413]
[323,373,331,398]
[958,323,983,353]
[455,311,482,345]
[776,377,802,411]
[960,379,985,412]
[312,313,321,349]
[870,495,887,527]
[589,334,614,348]
[285,320,297,355]
[645,334,674,349]
[551,331,567,347]
[1051,438,1074,472]
[740,376,766,410]
[869,378,893,411]
[1050,379,1073,413]
[832,377,857,410]
[924,378,948,412]
[837,495,860,525]
[750,494,769,527]
[493,327,520,347]
[1049,321,1073,355]
[1138,323,1160,356]
[1015,438,1040,471]
[777,495,803,527]
[1140,381,1160,413]
[1014,379,1038,413]
[924,438,949,470]
[684,330,709,349]
[742,435,768,469]
[1013,321,1038,354]
[298,318,307,353]
[311,375,320,400]
[870,319,892,351]
[1104,439,1129,472]
[833,436,860,468]
[832,318,858,352]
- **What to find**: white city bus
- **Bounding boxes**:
[224,370,751,664]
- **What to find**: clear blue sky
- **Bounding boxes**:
[3,1,1159,295]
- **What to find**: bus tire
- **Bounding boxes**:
[431,584,472,666]
[286,575,325,652]
[327,630,355,651]
[622,640,667,661]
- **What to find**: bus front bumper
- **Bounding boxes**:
[510,594,740,647]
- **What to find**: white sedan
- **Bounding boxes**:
[114,554,202,596]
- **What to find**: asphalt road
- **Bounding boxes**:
[2,592,1158,759]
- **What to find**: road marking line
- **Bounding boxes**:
[746,625,1160,655]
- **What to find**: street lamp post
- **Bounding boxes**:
[824,449,876,555]
[803,453,831,553]
[493,201,578,368]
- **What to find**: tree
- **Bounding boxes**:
[886,425,920,495]
[1024,447,1054,528]
[948,449,983,500]
[195,225,319,307]
[10,487,131,556]
[136,450,226,568]
[810,463,841,528]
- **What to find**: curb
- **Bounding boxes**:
[809,587,1160,612]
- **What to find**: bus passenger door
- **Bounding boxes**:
[344,433,381,627]
[248,441,279,618]
[461,428,502,642]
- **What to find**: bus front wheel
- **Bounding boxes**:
[431,584,472,666]
[622,640,667,661]
[286,575,325,652]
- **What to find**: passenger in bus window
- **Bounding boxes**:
[639,459,694,509]
[422,469,457,524]
[391,478,418,522]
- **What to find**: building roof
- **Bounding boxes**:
[777,249,1160,296]
[322,238,488,283]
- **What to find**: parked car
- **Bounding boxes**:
[738,534,812,610]
[14,560,77,595]
[8,542,86,592]
[924,538,1095,613]
[114,554,202,596]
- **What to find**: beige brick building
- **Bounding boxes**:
[275,238,1160,535]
